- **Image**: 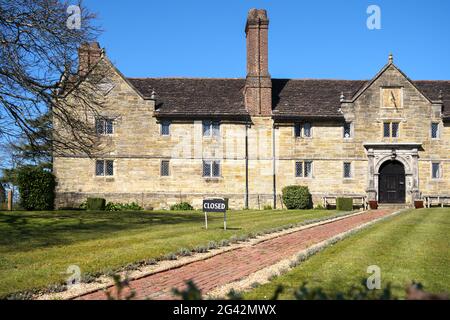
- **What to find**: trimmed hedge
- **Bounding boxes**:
[170,202,194,211]
[282,185,312,209]
[16,166,55,210]
[86,198,106,210]
[336,197,353,211]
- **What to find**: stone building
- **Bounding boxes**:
[54,9,450,210]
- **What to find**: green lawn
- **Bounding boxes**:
[245,208,450,300]
[0,208,339,298]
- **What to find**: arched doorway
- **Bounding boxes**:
[378,160,405,203]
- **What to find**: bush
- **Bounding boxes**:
[16,166,56,210]
[170,202,194,211]
[105,202,143,211]
[336,197,353,211]
[282,186,312,209]
[86,198,106,210]
[263,204,273,210]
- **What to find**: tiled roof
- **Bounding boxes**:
[127,78,248,119]
[127,77,450,120]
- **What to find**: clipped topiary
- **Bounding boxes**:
[86,197,106,210]
[336,197,353,211]
[16,165,56,210]
[282,185,312,209]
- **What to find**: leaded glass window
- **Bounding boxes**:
[161,121,171,136]
[432,163,441,179]
[343,162,351,178]
[161,160,170,176]
[295,162,303,177]
[431,123,439,139]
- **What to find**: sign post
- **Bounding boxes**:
[203,198,227,230]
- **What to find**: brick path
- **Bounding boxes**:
[77,209,395,300]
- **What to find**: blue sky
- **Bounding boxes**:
[84,0,450,80]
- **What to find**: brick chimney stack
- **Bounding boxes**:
[244,9,272,116]
[78,42,103,76]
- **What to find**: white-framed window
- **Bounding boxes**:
[95,160,114,176]
[383,122,399,138]
[431,162,442,179]
[343,122,352,138]
[160,160,170,176]
[295,161,313,178]
[431,122,440,139]
[343,162,352,178]
[95,118,114,135]
[161,120,171,136]
[294,122,312,138]
[202,120,220,137]
[203,160,220,177]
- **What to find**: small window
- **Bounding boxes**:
[391,122,399,138]
[303,122,312,137]
[96,160,113,176]
[202,121,211,136]
[203,121,220,137]
[294,123,302,137]
[432,162,441,179]
[295,161,303,177]
[212,122,220,137]
[431,123,439,139]
[161,160,170,176]
[343,162,352,178]
[161,121,171,136]
[304,161,313,177]
[95,118,113,135]
[383,122,390,138]
[343,122,352,138]
[203,160,220,177]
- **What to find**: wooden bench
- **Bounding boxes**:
[423,195,450,208]
[322,194,368,210]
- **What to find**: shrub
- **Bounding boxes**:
[79,201,87,210]
[263,204,273,210]
[282,186,312,209]
[105,202,143,211]
[86,198,106,211]
[16,166,56,210]
[336,197,353,211]
[170,202,194,211]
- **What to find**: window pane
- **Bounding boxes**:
[212,122,220,137]
[106,160,114,176]
[212,161,220,177]
[431,123,439,139]
[295,162,303,177]
[161,161,169,176]
[294,124,301,137]
[432,163,440,178]
[392,123,399,137]
[202,161,211,177]
[96,119,105,134]
[161,121,170,135]
[344,162,351,178]
[106,119,113,134]
[305,161,312,177]
[383,123,390,137]
[344,122,351,138]
[202,121,211,136]
[303,123,311,137]
[95,160,105,176]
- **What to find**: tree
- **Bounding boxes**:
[0,0,112,156]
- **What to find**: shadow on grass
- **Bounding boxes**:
[0,211,208,251]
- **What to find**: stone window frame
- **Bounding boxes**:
[343,161,352,179]
[294,160,314,178]
[160,160,170,177]
[202,120,220,138]
[160,120,171,136]
[431,162,442,180]
[95,117,114,135]
[430,122,440,140]
[343,122,353,139]
[202,160,221,178]
[95,159,114,177]
[382,121,400,139]
[294,122,313,139]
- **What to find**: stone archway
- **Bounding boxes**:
[364,143,421,205]
[378,160,405,203]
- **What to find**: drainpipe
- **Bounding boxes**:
[245,123,249,209]
[272,123,277,209]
